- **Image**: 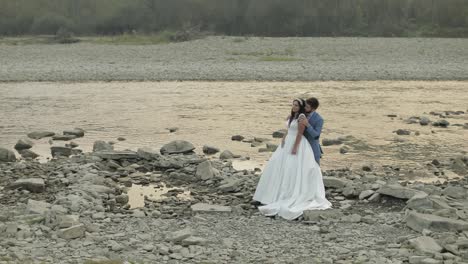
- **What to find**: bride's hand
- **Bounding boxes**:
[291,148,297,155]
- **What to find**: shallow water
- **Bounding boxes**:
[125,183,191,209]
[1,81,467,179]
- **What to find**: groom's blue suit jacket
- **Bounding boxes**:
[303,111,323,164]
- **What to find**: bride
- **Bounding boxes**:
[253,98,331,220]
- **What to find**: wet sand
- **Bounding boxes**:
[1,81,467,181]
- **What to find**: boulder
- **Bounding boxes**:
[419,117,431,126]
[93,140,114,152]
[220,150,235,160]
[63,128,85,137]
[406,211,468,232]
[137,147,161,160]
[195,161,219,181]
[8,178,45,193]
[433,120,449,128]
[51,146,72,157]
[377,184,425,200]
[0,148,16,162]
[160,140,195,155]
[52,135,77,141]
[409,236,443,255]
[359,190,375,200]
[27,199,52,215]
[58,224,86,239]
[272,130,287,138]
[93,151,138,160]
[323,177,351,189]
[19,149,39,159]
[202,145,220,155]
[266,143,278,152]
[442,186,466,199]
[231,135,244,141]
[14,139,34,150]
[27,131,55,139]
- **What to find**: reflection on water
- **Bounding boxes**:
[125,183,191,209]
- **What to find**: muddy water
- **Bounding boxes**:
[0,81,467,178]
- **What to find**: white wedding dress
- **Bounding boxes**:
[253,118,331,220]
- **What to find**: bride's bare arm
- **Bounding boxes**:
[292,122,306,155]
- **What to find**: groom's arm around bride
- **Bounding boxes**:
[300,97,323,165]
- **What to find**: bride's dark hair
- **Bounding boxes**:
[288,98,306,127]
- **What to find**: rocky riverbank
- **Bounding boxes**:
[1,132,468,263]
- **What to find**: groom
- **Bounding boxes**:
[299,97,323,165]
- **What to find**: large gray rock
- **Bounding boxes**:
[160,140,195,155]
[377,184,425,200]
[93,151,138,160]
[8,178,45,193]
[18,149,39,159]
[419,117,431,126]
[57,215,80,228]
[191,203,232,213]
[52,135,77,141]
[202,145,220,155]
[27,131,55,139]
[442,186,467,199]
[409,236,443,255]
[137,147,161,160]
[406,193,433,211]
[14,139,34,151]
[27,199,52,215]
[218,178,243,193]
[93,140,114,152]
[0,148,16,162]
[323,177,351,189]
[406,211,468,232]
[166,228,193,242]
[63,128,85,137]
[51,146,72,157]
[220,150,235,160]
[195,161,219,181]
[359,190,375,200]
[58,224,86,239]
[181,236,208,246]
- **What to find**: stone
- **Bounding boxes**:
[117,137,126,141]
[195,161,219,181]
[359,190,375,200]
[442,186,466,199]
[166,228,192,242]
[433,120,449,128]
[115,194,129,204]
[368,192,381,202]
[409,236,443,254]
[182,236,208,246]
[272,130,287,138]
[191,203,232,213]
[93,140,114,152]
[254,137,270,143]
[266,143,278,152]
[395,129,411,135]
[377,184,425,200]
[160,140,195,155]
[340,146,349,154]
[57,215,80,228]
[420,117,431,126]
[27,199,51,215]
[52,135,77,141]
[406,211,468,232]
[18,149,39,159]
[167,127,179,133]
[202,145,220,155]
[0,147,16,162]
[9,178,45,193]
[231,135,245,141]
[406,193,433,211]
[63,128,85,137]
[323,177,351,189]
[218,178,243,193]
[137,147,161,160]
[303,209,344,221]
[341,214,361,223]
[92,151,138,160]
[14,139,34,150]
[220,150,235,160]
[51,146,72,157]
[27,131,55,139]
[322,138,342,146]
[58,224,86,239]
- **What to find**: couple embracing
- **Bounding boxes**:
[253,97,332,220]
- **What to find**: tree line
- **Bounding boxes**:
[1,0,467,37]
